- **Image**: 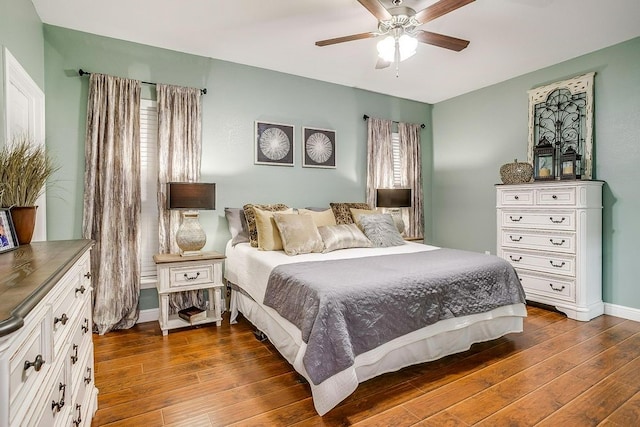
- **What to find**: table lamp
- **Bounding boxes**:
[167,182,216,256]
[376,188,412,234]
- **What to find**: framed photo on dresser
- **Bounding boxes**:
[0,208,19,253]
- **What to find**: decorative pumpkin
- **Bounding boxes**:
[500,159,533,184]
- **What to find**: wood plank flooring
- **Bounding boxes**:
[91,306,640,426]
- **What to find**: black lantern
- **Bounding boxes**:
[533,137,555,181]
[560,147,582,180]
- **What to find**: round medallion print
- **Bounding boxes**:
[259,127,290,161]
[306,132,332,163]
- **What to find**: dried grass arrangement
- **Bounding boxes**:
[0,134,58,207]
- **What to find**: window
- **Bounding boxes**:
[391,132,403,187]
[140,99,159,289]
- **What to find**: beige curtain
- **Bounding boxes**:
[398,122,424,238]
[83,73,141,335]
[156,84,204,313]
[366,117,394,208]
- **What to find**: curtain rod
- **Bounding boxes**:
[363,114,425,129]
[78,69,207,95]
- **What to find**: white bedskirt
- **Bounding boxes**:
[230,289,526,415]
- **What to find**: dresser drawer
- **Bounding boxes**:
[499,188,534,206]
[502,249,575,277]
[501,210,575,231]
[519,272,576,303]
[51,279,85,356]
[536,187,576,205]
[32,358,70,427]
[168,264,215,288]
[501,230,576,254]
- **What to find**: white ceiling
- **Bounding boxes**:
[32,0,640,104]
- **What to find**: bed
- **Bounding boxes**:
[225,237,527,415]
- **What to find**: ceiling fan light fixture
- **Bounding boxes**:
[377,33,417,63]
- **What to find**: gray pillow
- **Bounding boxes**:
[317,223,372,253]
[358,214,406,248]
[224,207,249,246]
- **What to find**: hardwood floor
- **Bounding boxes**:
[91,306,640,426]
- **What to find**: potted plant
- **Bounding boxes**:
[0,134,58,244]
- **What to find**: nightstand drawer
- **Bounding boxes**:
[501,230,575,254]
[519,272,575,303]
[501,210,575,231]
[502,249,575,277]
[499,188,534,206]
[536,187,576,205]
[169,264,214,288]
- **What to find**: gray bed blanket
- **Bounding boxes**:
[263,248,526,385]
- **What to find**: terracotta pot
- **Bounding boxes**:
[10,206,38,245]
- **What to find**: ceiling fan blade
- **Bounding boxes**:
[375,57,391,69]
[315,32,378,47]
[357,0,392,21]
[414,0,475,25]
[415,30,470,51]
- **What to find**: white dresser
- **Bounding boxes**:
[496,181,603,321]
[0,240,98,426]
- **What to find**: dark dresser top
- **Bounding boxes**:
[0,240,93,337]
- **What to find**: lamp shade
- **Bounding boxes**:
[167,182,216,210]
[376,188,412,208]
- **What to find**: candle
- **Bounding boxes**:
[563,164,573,174]
[539,167,550,177]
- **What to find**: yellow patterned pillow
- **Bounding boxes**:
[243,203,289,247]
[254,207,294,251]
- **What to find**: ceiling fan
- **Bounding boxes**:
[315,0,474,74]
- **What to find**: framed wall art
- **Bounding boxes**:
[0,208,19,253]
[254,121,295,166]
[527,72,595,179]
[302,127,336,169]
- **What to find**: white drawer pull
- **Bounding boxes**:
[510,216,523,222]
[509,255,522,262]
[184,272,201,281]
[550,260,566,268]
[549,217,566,224]
[549,283,566,292]
[509,235,522,242]
[549,239,565,246]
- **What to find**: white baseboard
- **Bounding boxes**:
[604,303,640,322]
[137,308,159,324]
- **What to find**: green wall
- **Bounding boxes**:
[43,25,432,310]
[0,0,44,144]
[431,37,640,310]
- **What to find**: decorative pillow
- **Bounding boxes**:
[358,214,406,248]
[273,213,324,256]
[254,207,295,251]
[349,207,379,226]
[317,223,372,253]
[298,208,337,227]
[330,202,371,225]
[243,203,289,247]
[224,207,250,246]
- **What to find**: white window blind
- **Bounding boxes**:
[140,99,159,286]
[391,132,402,187]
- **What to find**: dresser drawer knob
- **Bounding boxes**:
[550,261,566,268]
[24,354,45,372]
[84,272,92,279]
[184,272,201,281]
[514,195,519,200]
[75,285,86,295]
[549,239,566,246]
[510,216,523,222]
[509,235,522,242]
[549,283,566,292]
[54,313,69,325]
[549,217,566,224]
[509,256,522,262]
[552,195,558,199]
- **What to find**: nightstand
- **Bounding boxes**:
[404,237,424,244]
[153,251,225,335]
